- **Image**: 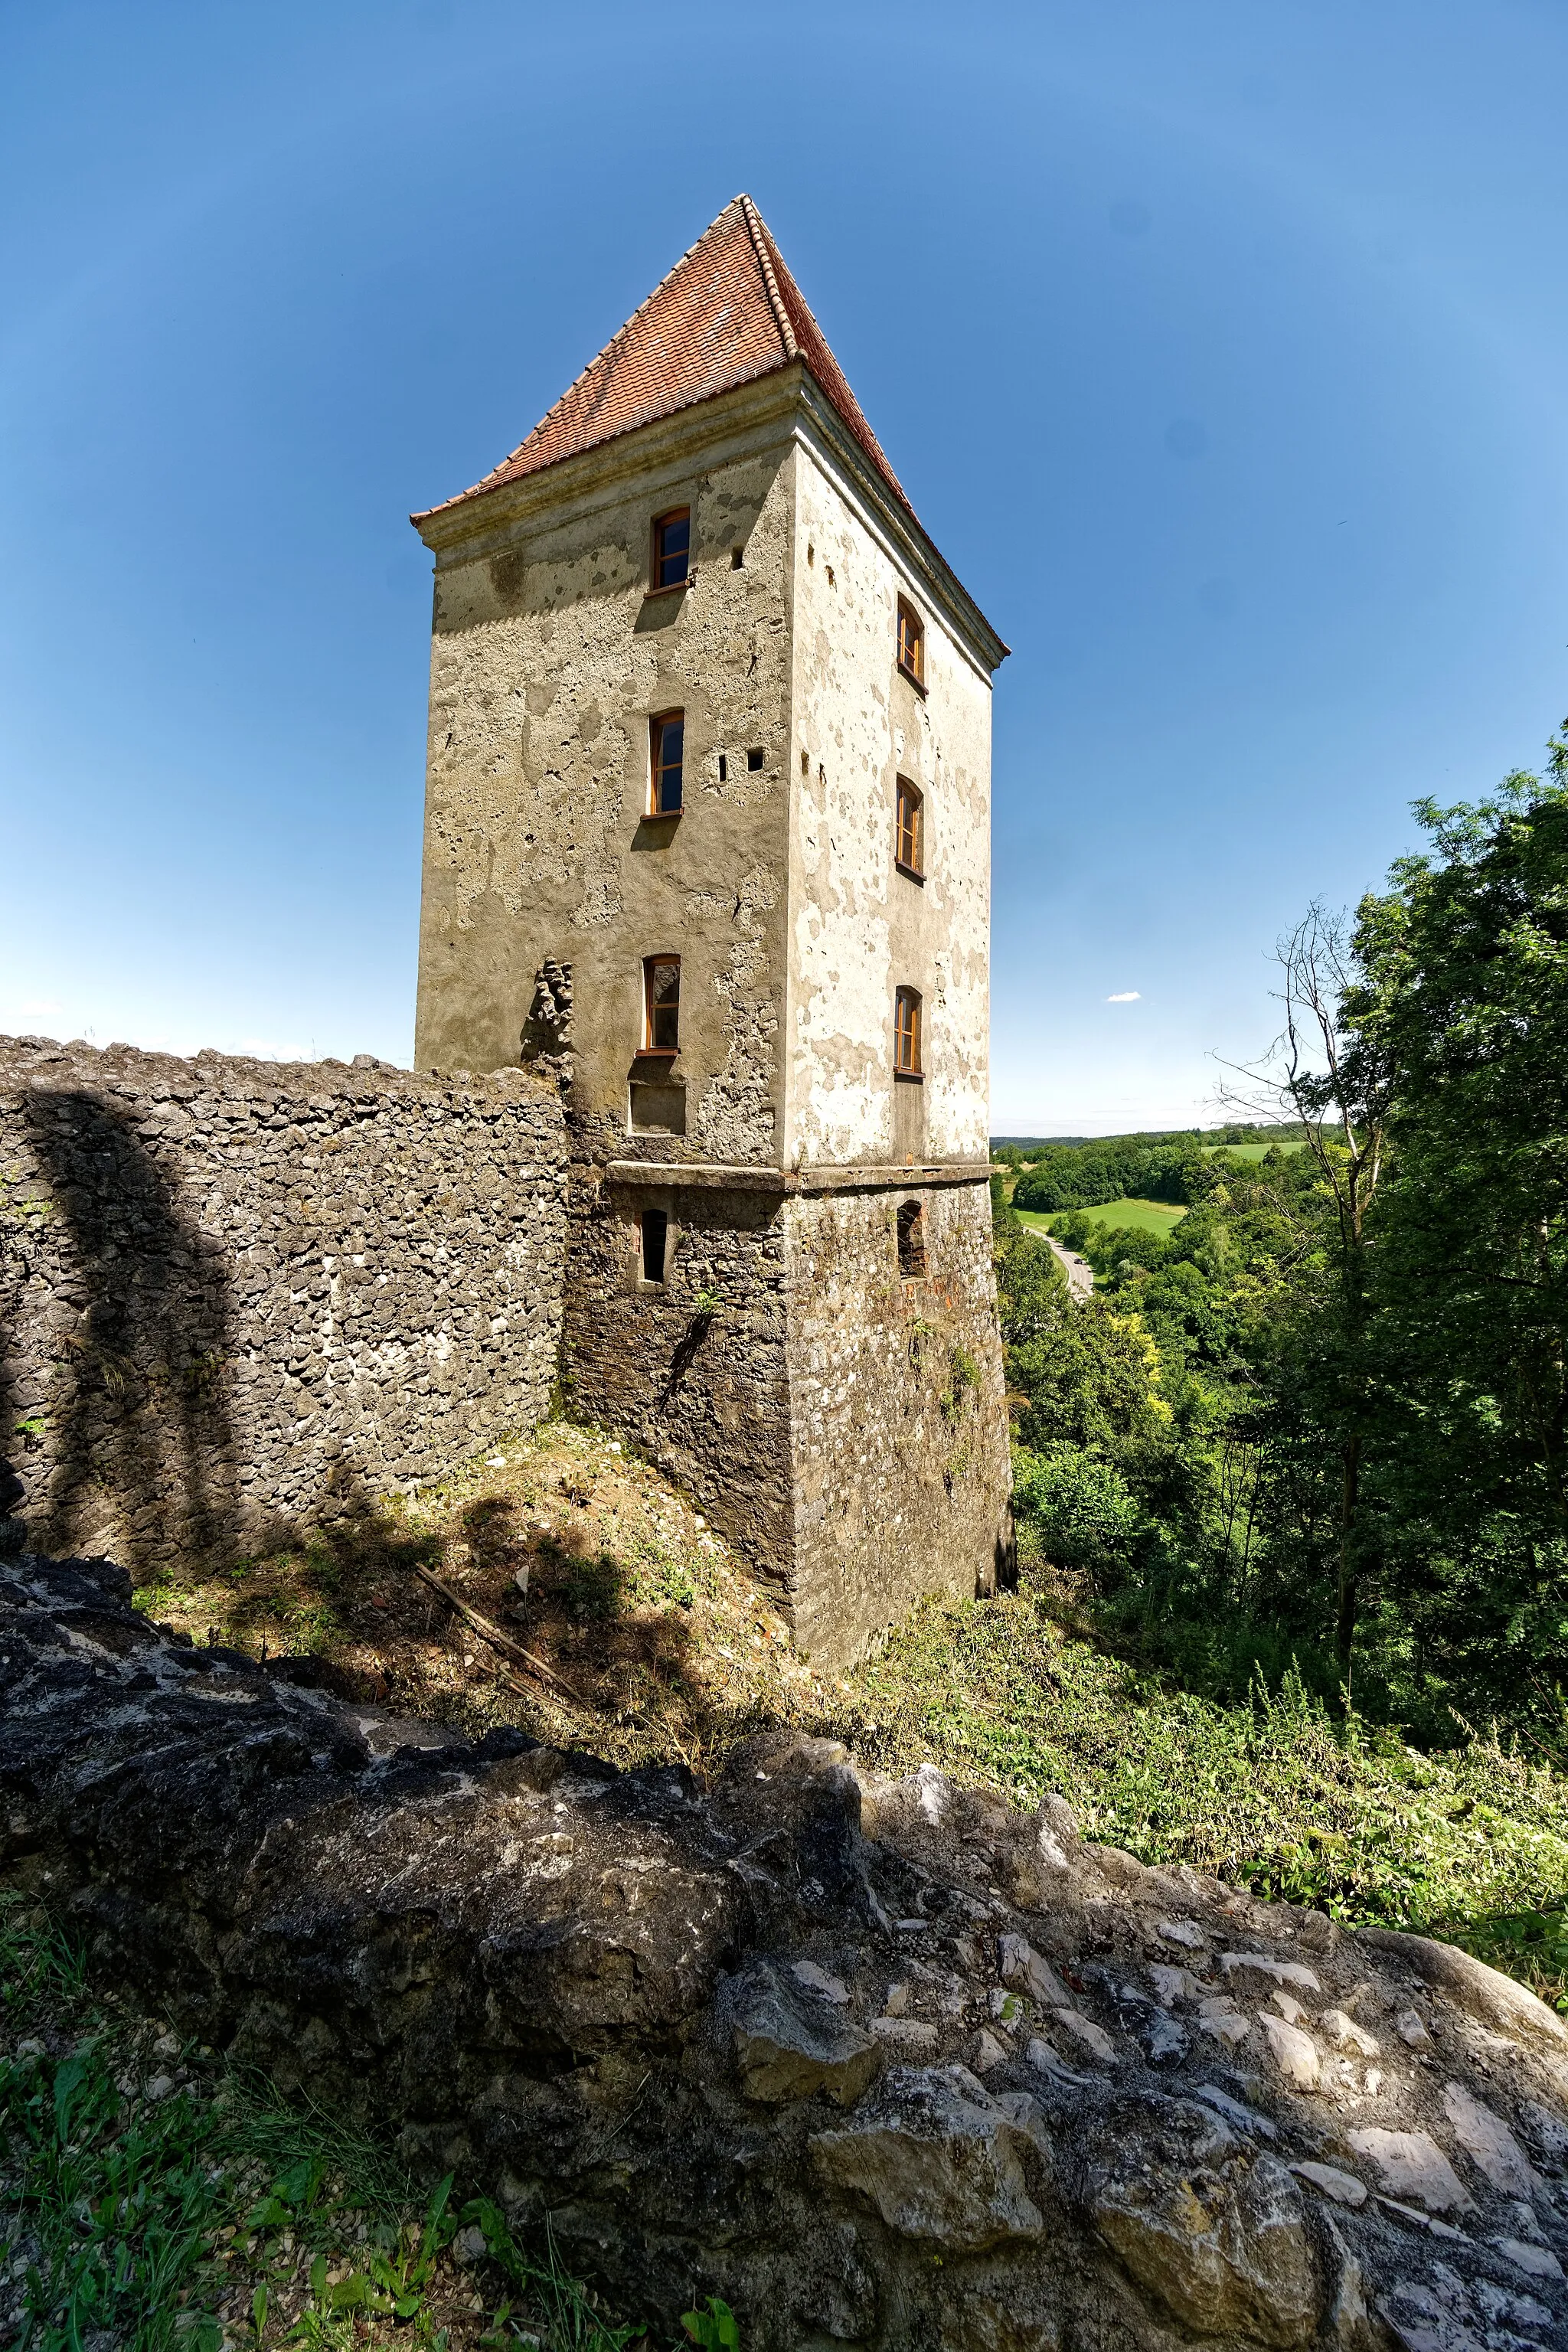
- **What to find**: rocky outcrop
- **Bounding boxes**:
[4,1550,1567,2351]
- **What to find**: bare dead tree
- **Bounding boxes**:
[1211,902,1399,1677]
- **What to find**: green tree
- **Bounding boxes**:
[1349,725,1568,1718]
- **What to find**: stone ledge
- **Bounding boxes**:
[603,1158,994,1196]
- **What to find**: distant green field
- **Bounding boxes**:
[1207,1139,1305,1161]
[1018,1199,1187,1239]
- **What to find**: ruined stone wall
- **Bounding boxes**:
[414,380,800,1165]
[786,439,995,1168]
[18,1554,1564,2352]
[784,1178,1013,1664]
[0,1037,568,1575]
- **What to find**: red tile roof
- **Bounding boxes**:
[414,196,913,523]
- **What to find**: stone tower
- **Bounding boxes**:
[410,195,1011,1664]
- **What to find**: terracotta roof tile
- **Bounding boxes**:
[414,196,913,522]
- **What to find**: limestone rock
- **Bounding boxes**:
[792,1959,851,2005]
[729,1962,881,2107]
[1198,1995,1252,2047]
[1321,2006,1380,2057]
[1219,1950,1323,1995]
[1493,2237,1563,2280]
[1441,2081,1537,2197]
[871,2016,939,2053]
[810,2066,1048,2251]
[1259,2012,1321,2092]
[1359,1926,1568,2051]
[1077,2096,1322,2347]
[1148,1962,1197,2006]
[1292,2160,1368,2209]
[1345,2128,1474,2214]
[1051,2007,1116,2063]
[1156,1917,1207,1950]
[998,1932,1068,2009]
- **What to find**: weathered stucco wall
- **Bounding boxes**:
[415,385,799,1168]
[0,1037,567,1574]
[786,439,994,1169]
[784,1178,1012,1663]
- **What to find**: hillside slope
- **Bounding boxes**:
[141,1418,1568,2007]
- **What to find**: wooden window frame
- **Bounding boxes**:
[648,710,684,816]
[895,776,925,880]
[897,596,926,692]
[894,985,923,1080]
[650,507,691,594]
[642,955,681,1056]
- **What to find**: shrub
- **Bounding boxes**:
[1013,1443,1142,1567]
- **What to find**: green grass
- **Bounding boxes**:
[1019,1198,1187,1238]
[0,1899,652,2352]
[1207,1141,1306,1162]
[833,1572,1568,2011]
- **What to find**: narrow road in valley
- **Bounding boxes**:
[1046,1234,1093,1299]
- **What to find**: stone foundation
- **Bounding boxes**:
[785,1178,1012,1664]
[565,1155,1012,1666]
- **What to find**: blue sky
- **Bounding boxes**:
[3,0,1565,1134]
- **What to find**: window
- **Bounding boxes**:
[652,508,691,591]
[731,546,745,570]
[746,746,764,772]
[641,1207,669,1284]
[894,986,922,1076]
[717,753,728,782]
[895,778,924,877]
[643,956,681,1053]
[897,1199,926,1277]
[649,711,684,814]
[897,596,925,688]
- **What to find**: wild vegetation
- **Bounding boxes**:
[997,721,1568,1765]
[0,1899,659,2352]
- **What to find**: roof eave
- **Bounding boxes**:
[793,374,1009,675]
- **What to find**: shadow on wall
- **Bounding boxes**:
[8,1091,241,1575]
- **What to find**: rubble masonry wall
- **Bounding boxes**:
[0,1036,569,1575]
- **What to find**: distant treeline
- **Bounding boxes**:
[998,1125,1308,1214]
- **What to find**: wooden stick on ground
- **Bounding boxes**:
[413,1565,583,1703]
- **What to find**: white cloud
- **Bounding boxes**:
[1106,990,1142,1002]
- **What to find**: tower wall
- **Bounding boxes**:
[782,1176,1012,1663]
[415,382,799,1168]
[786,444,994,1168]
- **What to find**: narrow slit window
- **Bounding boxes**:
[652,508,691,590]
[650,711,684,814]
[643,956,681,1054]
[897,596,925,688]
[896,778,924,877]
[897,1199,926,1277]
[641,1207,669,1284]
[895,986,923,1076]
